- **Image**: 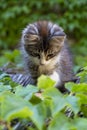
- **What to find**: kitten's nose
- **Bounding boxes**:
[40,63,44,65]
[40,60,45,65]
[40,61,45,65]
[40,53,46,65]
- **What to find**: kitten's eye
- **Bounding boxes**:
[47,53,55,60]
[31,53,40,58]
[48,54,54,57]
[35,53,40,58]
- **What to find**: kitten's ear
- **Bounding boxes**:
[23,34,39,44]
[50,36,66,46]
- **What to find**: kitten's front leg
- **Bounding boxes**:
[49,71,62,88]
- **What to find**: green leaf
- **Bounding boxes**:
[0,72,9,80]
[76,67,87,83]
[0,92,33,121]
[66,95,80,114]
[0,84,11,92]
[48,112,87,130]
[48,112,72,130]
[30,102,47,130]
[81,105,87,117]
[65,82,87,93]
[0,125,4,130]
[0,91,46,130]
[37,75,55,89]
[0,72,17,87]
[43,87,67,116]
[4,49,20,62]
[15,85,38,100]
[65,82,75,92]
[76,93,87,104]
[72,118,87,130]
[84,66,87,70]
[72,83,87,93]
[43,87,80,116]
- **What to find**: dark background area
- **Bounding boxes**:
[0,0,87,72]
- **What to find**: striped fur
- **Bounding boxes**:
[21,21,73,88]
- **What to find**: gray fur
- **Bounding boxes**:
[21,21,74,88]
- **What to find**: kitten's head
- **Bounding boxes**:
[22,21,66,65]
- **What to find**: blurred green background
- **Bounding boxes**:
[0,0,87,72]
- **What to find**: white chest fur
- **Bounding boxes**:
[49,71,62,87]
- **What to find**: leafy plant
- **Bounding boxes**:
[0,0,87,69]
[0,68,87,130]
[0,49,22,69]
[0,1,87,50]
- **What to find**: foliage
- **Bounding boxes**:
[0,68,87,130]
[0,1,87,129]
[0,0,86,46]
[76,66,87,83]
[0,0,87,69]
[0,49,22,67]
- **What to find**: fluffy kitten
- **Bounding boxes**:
[21,21,73,88]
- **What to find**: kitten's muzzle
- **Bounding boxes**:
[40,59,46,65]
[40,62,45,65]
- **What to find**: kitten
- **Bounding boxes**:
[21,21,74,89]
